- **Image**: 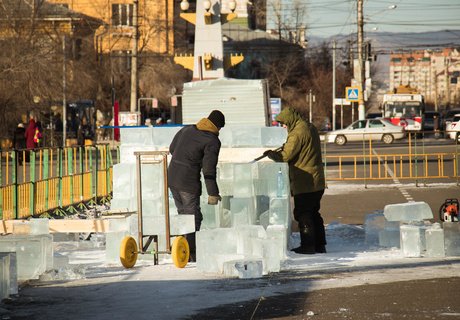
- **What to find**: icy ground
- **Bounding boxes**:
[15,182,459,320]
[23,222,459,320]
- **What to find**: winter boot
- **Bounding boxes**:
[315,245,327,253]
[291,226,316,254]
[185,233,196,262]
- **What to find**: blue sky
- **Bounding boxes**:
[269,0,460,38]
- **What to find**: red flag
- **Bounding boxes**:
[114,100,120,141]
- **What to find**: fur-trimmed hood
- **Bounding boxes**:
[196,118,220,136]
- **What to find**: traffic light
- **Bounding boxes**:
[364,42,371,61]
[203,54,213,70]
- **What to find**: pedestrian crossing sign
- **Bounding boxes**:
[346,87,359,102]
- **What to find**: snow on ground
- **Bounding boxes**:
[27,206,460,320]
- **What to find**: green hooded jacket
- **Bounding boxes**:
[270,107,325,195]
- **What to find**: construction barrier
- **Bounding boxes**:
[1,144,117,220]
[323,133,460,186]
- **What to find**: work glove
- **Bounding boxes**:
[265,150,277,160]
[208,195,222,205]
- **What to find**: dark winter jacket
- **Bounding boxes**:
[168,118,221,196]
[270,107,325,195]
[13,125,26,150]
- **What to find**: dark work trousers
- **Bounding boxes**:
[293,190,326,248]
[170,187,202,253]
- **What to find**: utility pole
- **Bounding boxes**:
[130,0,139,115]
[62,35,67,147]
[357,0,365,120]
[332,40,336,130]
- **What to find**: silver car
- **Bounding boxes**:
[326,119,406,145]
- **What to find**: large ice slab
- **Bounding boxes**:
[425,223,445,258]
[444,222,460,256]
[222,259,264,279]
[120,127,154,146]
[400,224,425,257]
[383,202,433,222]
[0,235,52,281]
[0,253,11,299]
[152,127,181,147]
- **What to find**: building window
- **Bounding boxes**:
[112,4,134,26]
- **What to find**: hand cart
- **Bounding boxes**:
[119,151,190,269]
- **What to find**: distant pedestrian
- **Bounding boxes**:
[144,118,153,127]
[13,123,26,163]
[24,112,37,150]
[155,117,163,126]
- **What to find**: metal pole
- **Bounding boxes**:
[341,101,344,129]
[62,36,67,147]
[357,0,365,120]
[130,0,139,115]
[309,89,313,123]
[136,153,144,251]
[332,40,336,130]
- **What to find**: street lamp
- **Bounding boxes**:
[229,0,237,13]
[203,0,211,12]
[180,0,189,12]
[357,2,397,120]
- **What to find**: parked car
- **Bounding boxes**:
[326,118,406,145]
[366,112,383,119]
[445,114,460,141]
[442,109,460,131]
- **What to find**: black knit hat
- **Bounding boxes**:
[207,110,225,128]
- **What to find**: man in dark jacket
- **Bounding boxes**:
[168,110,225,259]
[265,107,326,254]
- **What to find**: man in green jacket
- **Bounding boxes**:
[265,107,326,254]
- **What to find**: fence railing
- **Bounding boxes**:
[2,133,460,220]
[322,132,460,186]
[0,144,118,220]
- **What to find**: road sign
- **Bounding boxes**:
[334,98,351,106]
[346,87,359,102]
[270,98,282,125]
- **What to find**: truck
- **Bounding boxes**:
[382,85,425,132]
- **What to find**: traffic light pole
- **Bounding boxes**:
[357,0,365,120]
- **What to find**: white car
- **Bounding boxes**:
[446,114,460,141]
[326,118,406,145]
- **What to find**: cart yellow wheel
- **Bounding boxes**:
[171,236,190,268]
[120,236,138,268]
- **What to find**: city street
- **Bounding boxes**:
[2,179,460,320]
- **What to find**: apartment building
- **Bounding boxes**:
[389,48,460,107]
[48,0,177,55]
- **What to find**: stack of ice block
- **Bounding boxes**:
[197,225,287,277]
[110,126,291,274]
[383,202,433,257]
[0,234,53,281]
